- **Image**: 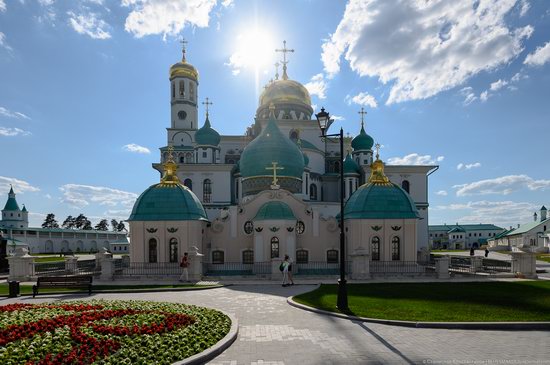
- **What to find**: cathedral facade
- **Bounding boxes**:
[128,44,437,267]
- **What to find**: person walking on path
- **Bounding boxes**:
[179,252,190,282]
[485,248,489,258]
[470,247,475,256]
[287,255,295,285]
[282,255,290,287]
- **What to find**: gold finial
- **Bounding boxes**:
[275,40,294,80]
[274,62,280,80]
[180,38,188,62]
[202,97,213,118]
[368,143,390,185]
[358,107,367,128]
[160,145,181,186]
[266,161,284,188]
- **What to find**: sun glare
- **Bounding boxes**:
[233,29,277,72]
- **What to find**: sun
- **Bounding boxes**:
[232,28,277,72]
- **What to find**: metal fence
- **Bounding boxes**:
[370,261,436,275]
[447,256,512,275]
[34,261,67,277]
[294,261,352,276]
[114,262,181,276]
[34,259,100,277]
[202,262,271,276]
[481,258,512,274]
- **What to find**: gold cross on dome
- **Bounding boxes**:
[180,38,188,62]
[375,143,381,160]
[358,107,367,128]
[266,162,284,186]
[275,40,294,80]
[202,97,213,116]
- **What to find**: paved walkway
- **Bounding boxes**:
[3,284,550,364]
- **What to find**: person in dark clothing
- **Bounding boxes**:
[485,248,489,258]
[470,247,475,256]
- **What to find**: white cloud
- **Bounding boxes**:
[0,32,13,53]
[122,0,217,38]
[67,11,111,40]
[304,73,328,99]
[60,184,137,209]
[221,0,233,8]
[479,90,489,102]
[460,87,477,105]
[457,162,481,170]
[519,0,530,17]
[0,176,40,194]
[435,190,448,196]
[433,200,539,227]
[122,143,150,154]
[345,92,378,108]
[387,153,444,165]
[322,0,533,104]
[0,106,30,120]
[510,72,527,82]
[0,1,6,12]
[0,127,31,137]
[38,0,55,5]
[453,175,550,197]
[332,115,345,121]
[490,79,508,91]
[524,41,550,66]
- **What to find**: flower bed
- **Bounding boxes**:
[0,300,231,364]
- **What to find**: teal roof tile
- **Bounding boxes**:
[254,201,296,221]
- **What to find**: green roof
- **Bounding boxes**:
[128,183,208,222]
[343,152,360,174]
[254,201,296,221]
[294,138,322,152]
[429,224,504,232]
[3,196,20,211]
[504,218,550,236]
[344,183,420,219]
[195,115,221,146]
[160,145,194,151]
[351,125,374,151]
[240,117,305,179]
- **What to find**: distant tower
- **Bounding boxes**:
[169,39,199,132]
[351,107,375,168]
[1,186,28,229]
[541,206,548,221]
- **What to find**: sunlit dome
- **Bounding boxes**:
[169,46,198,81]
[257,79,313,120]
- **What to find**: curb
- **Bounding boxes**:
[287,297,550,331]
[173,311,238,365]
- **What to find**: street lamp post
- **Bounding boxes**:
[315,107,348,311]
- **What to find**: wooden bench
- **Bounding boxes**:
[33,276,93,298]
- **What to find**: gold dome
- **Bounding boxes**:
[169,61,199,81]
[259,79,312,109]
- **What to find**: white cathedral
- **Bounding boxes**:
[128,43,437,268]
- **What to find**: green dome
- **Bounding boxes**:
[344,183,420,220]
[343,152,360,174]
[128,183,208,222]
[240,117,305,179]
[254,201,296,221]
[352,125,374,151]
[195,116,221,146]
[3,187,20,211]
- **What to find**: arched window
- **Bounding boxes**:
[310,184,317,200]
[327,249,338,264]
[179,156,185,163]
[189,83,195,101]
[203,179,212,203]
[296,249,308,264]
[169,238,178,263]
[371,236,380,261]
[179,80,184,96]
[171,82,175,98]
[289,130,299,140]
[183,178,192,191]
[148,238,157,263]
[334,161,340,173]
[270,237,279,258]
[242,249,254,264]
[349,179,353,196]
[212,250,224,264]
[391,236,400,261]
[402,180,410,193]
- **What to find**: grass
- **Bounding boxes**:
[537,254,550,263]
[293,281,550,322]
[0,283,215,296]
[32,256,65,263]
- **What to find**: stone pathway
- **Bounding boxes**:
[3,285,550,364]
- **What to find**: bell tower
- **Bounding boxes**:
[169,39,199,131]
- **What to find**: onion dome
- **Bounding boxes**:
[169,46,198,81]
[21,205,27,212]
[128,147,207,222]
[343,152,360,175]
[3,186,20,211]
[344,154,419,220]
[256,77,313,120]
[351,124,374,151]
[195,114,220,146]
[254,201,296,221]
[240,105,305,195]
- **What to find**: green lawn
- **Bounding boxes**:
[0,283,214,296]
[293,282,550,322]
[32,256,65,263]
[536,254,550,263]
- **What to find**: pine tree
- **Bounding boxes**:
[74,214,88,229]
[62,215,76,229]
[42,213,60,229]
[83,219,93,230]
[95,219,109,231]
[116,221,127,232]
[111,219,119,231]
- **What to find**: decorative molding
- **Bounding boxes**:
[391,225,402,231]
[211,222,224,233]
[371,225,382,231]
[146,228,157,233]
[167,227,178,233]
[254,227,263,232]
[269,227,280,232]
[286,227,294,232]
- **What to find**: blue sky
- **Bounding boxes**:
[1,0,549,229]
